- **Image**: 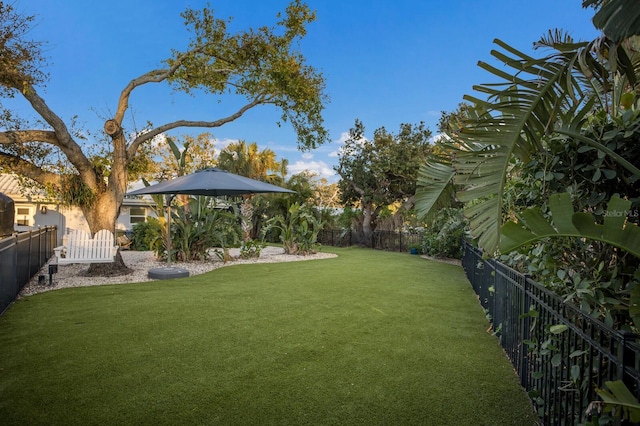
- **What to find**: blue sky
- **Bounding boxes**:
[15,1,599,181]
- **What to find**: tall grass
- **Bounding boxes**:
[0,247,536,425]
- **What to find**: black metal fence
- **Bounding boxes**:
[318,229,423,252]
[462,241,640,425]
[0,226,57,315]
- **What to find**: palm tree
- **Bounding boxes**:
[217,140,281,240]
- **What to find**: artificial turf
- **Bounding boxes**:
[0,247,537,425]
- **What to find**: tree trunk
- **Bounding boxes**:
[82,190,131,275]
[240,196,253,242]
[362,202,377,248]
[84,125,131,275]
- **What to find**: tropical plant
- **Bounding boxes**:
[239,239,265,259]
[417,33,640,254]
[593,380,640,423]
[415,19,640,328]
[170,197,241,261]
[130,217,164,252]
[150,133,218,182]
[217,140,283,241]
[420,207,468,259]
[264,202,324,255]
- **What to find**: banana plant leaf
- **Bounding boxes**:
[500,193,640,259]
[415,158,456,223]
[596,380,640,423]
[587,0,640,44]
[452,39,586,254]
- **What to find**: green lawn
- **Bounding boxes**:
[0,247,536,425]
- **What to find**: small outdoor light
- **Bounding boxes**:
[48,263,58,286]
[40,205,47,214]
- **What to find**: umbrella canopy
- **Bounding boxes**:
[125,168,294,280]
[127,167,295,197]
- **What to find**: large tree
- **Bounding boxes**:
[0,1,328,272]
[335,119,431,245]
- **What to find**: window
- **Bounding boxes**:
[16,206,32,226]
[129,207,146,224]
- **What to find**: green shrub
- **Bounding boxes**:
[170,199,242,261]
[264,203,324,255]
[239,239,264,259]
[421,208,467,259]
[130,217,164,251]
[131,198,242,261]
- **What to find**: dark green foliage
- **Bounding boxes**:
[264,202,324,255]
[335,119,432,243]
[337,205,361,230]
[501,112,640,331]
[170,198,242,261]
[130,217,164,251]
[131,198,242,261]
[421,208,468,259]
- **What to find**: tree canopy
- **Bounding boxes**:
[335,119,431,243]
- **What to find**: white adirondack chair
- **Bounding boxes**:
[53,229,118,264]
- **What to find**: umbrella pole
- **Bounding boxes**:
[145,194,188,280]
[167,204,172,267]
[166,195,175,267]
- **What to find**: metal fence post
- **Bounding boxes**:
[619,331,638,390]
[520,276,531,390]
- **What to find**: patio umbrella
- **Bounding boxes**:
[126,167,295,279]
[128,167,296,197]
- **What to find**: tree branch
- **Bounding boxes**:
[17,85,97,183]
[113,46,233,124]
[0,130,59,145]
[114,67,179,124]
[0,152,60,186]
[126,96,269,159]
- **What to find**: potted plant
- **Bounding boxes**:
[409,244,421,255]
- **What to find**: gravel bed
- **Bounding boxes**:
[19,246,336,297]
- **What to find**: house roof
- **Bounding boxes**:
[0,174,47,202]
[0,174,156,206]
[0,174,20,194]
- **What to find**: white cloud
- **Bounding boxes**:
[336,131,351,144]
[288,160,335,178]
[301,152,313,160]
[323,130,363,159]
[214,137,241,150]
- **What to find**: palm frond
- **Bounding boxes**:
[454,39,587,254]
[415,156,455,223]
[590,0,640,43]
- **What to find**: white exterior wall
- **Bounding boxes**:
[1,175,159,244]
